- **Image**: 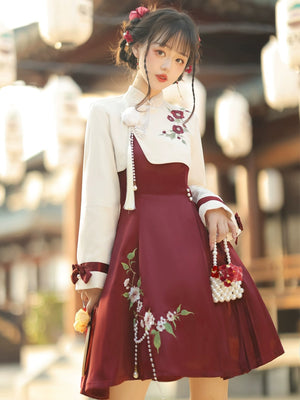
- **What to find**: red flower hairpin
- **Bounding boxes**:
[185,65,193,74]
[123,30,133,44]
[129,6,149,21]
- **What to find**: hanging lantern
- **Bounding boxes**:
[43,75,85,170]
[276,0,300,69]
[0,23,16,87]
[39,0,93,50]
[261,36,299,110]
[163,76,207,136]
[215,90,252,158]
[258,168,284,213]
[0,84,26,185]
[0,184,5,206]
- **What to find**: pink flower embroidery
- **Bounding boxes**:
[172,125,184,134]
[122,248,193,353]
[129,286,140,303]
[161,107,189,144]
[144,311,155,331]
[171,110,184,119]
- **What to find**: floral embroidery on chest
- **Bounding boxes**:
[161,107,190,145]
[121,248,193,380]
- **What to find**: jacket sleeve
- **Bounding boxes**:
[72,101,120,291]
[187,114,240,235]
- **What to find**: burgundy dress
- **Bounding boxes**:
[80,139,284,399]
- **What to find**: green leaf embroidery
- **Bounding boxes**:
[127,248,137,260]
[177,304,182,313]
[165,322,176,337]
[181,309,193,316]
[153,331,161,353]
[137,277,141,288]
[121,262,129,270]
[123,292,129,298]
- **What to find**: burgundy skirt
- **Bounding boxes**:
[80,139,284,399]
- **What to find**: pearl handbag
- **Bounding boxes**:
[210,239,244,303]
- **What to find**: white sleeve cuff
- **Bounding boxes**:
[75,271,107,290]
[199,200,241,240]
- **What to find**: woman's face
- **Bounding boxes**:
[133,38,189,97]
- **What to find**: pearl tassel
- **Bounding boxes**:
[124,129,137,210]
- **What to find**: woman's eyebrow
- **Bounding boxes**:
[153,42,188,57]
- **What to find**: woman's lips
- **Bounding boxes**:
[156,74,167,82]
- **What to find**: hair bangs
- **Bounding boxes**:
[150,18,198,62]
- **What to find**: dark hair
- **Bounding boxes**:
[115,7,200,120]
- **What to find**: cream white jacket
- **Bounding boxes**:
[74,86,239,291]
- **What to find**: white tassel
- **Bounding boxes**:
[124,130,136,210]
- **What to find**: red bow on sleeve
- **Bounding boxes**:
[71,264,92,284]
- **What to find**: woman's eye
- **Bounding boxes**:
[176,58,184,64]
[156,50,165,56]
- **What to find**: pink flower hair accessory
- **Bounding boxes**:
[123,30,133,44]
[129,6,149,21]
[185,65,193,74]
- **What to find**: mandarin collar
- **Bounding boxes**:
[123,85,165,108]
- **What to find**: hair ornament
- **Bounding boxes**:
[123,30,133,44]
[185,65,193,74]
[129,6,150,21]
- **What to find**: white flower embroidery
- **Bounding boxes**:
[156,320,166,332]
[124,278,130,289]
[167,311,175,322]
[129,287,140,304]
[140,319,145,328]
[137,300,143,312]
[144,311,155,331]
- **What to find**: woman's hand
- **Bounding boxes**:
[79,288,102,314]
[205,208,237,251]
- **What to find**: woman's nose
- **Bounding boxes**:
[161,58,172,70]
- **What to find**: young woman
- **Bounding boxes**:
[71,5,284,400]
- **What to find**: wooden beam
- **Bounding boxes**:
[255,135,300,170]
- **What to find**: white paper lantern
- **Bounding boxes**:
[39,0,93,49]
[0,23,16,87]
[276,0,300,69]
[43,75,84,170]
[258,168,284,212]
[0,184,5,206]
[0,84,26,184]
[163,76,207,136]
[215,90,252,158]
[261,36,299,110]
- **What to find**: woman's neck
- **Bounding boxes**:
[132,73,161,99]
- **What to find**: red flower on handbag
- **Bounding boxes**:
[185,65,193,74]
[129,6,149,21]
[123,30,133,43]
[216,263,243,287]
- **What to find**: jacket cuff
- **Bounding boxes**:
[71,262,108,288]
[75,271,107,290]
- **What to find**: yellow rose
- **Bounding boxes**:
[73,308,91,333]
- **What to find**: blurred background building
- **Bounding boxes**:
[0,0,299,398]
